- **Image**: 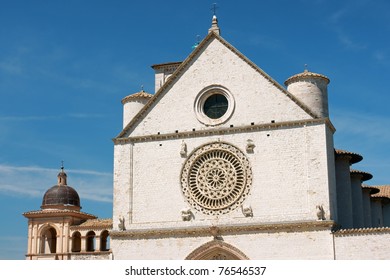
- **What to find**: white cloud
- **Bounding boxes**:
[247,34,283,51]
[325,1,374,52]
[0,113,106,122]
[329,7,348,24]
[0,164,112,203]
[372,50,388,65]
[336,30,367,51]
[0,58,23,75]
[331,108,390,185]
[331,109,390,142]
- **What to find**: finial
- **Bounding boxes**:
[208,3,220,35]
[58,161,67,185]
[211,3,218,16]
[141,85,144,92]
[304,64,309,72]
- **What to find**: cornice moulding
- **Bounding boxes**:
[110,220,335,239]
[113,118,335,144]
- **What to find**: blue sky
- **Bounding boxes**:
[0,0,389,260]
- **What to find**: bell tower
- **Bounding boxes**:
[23,166,97,260]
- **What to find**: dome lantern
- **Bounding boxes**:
[41,166,81,211]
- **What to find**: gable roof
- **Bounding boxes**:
[115,31,319,139]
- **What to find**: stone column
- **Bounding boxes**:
[335,156,353,228]
[350,173,364,228]
[95,236,101,252]
[371,197,384,227]
[81,236,87,252]
[361,188,373,227]
[382,200,390,227]
[350,170,372,228]
[32,223,39,256]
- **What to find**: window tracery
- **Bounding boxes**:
[181,142,252,215]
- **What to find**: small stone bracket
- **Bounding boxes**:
[316,205,326,220]
[180,140,187,157]
[241,205,253,217]
[118,216,126,231]
[181,208,193,221]
[246,139,255,153]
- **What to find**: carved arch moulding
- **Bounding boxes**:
[185,240,250,260]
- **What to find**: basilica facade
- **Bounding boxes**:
[24,16,390,260]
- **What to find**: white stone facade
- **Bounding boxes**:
[109,19,390,260]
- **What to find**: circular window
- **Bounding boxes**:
[203,94,228,119]
[194,85,235,126]
[181,142,252,215]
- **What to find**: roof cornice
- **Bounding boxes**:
[335,149,363,164]
[23,209,96,219]
[334,227,390,236]
[350,169,373,181]
[371,185,390,199]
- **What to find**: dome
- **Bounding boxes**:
[41,168,81,210]
[121,90,153,105]
[284,69,330,86]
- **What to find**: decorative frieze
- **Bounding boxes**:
[110,220,335,239]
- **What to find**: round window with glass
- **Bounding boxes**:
[203,94,228,119]
[194,86,235,126]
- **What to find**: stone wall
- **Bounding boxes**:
[111,229,335,260]
[113,122,334,228]
[334,229,390,259]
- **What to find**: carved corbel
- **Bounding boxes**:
[241,205,253,217]
[246,139,255,153]
[180,140,187,157]
[316,205,325,220]
[181,208,193,221]
[118,216,126,231]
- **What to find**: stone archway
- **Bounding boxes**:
[39,227,57,254]
[185,240,249,260]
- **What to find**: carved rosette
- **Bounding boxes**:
[181,142,252,215]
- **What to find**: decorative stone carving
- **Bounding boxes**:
[212,253,227,260]
[180,140,187,157]
[210,226,220,239]
[316,205,325,220]
[181,208,193,221]
[241,205,253,217]
[181,142,252,215]
[118,216,126,231]
[246,139,255,153]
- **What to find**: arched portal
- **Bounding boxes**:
[100,230,110,251]
[185,240,249,260]
[40,227,57,254]
[86,231,96,252]
[71,232,81,252]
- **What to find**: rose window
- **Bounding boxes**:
[181,142,252,215]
